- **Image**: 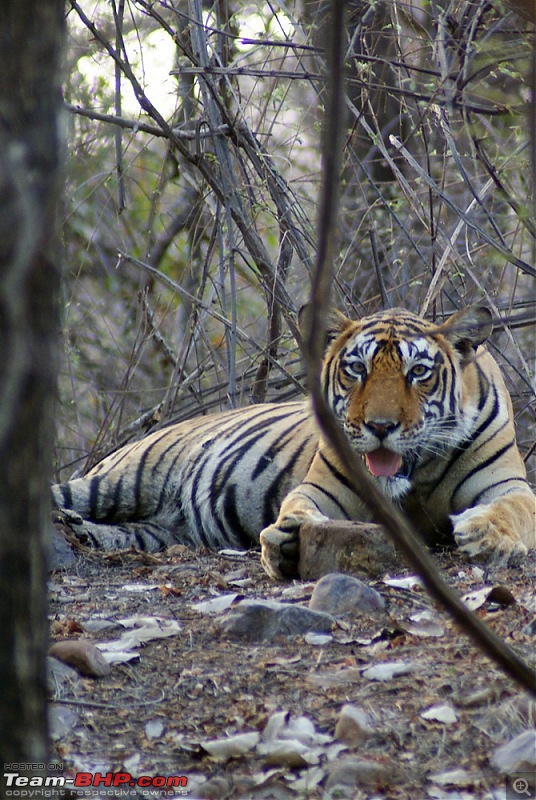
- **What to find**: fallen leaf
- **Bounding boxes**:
[421,704,457,724]
[201,731,260,760]
[405,610,445,638]
[427,768,477,787]
[96,616,181,662]
[461,587,493,611]
[192,593,239,614]
[383,575,424,591]
[362,661,419,681]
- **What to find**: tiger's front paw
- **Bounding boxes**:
[452,506,528,564]
[261,510,329,580]
[260,524,301,580]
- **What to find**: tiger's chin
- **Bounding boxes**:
[375,474,412,501]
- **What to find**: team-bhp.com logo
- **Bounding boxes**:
[3,767,189,796]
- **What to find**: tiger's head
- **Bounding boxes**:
[315,305,493,500]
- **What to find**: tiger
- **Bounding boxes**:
[52,305,535,579]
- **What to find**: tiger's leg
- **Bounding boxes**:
[452,492,536,563]
[260,450,364,580]
[54,512,182,553]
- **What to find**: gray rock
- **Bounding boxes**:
[309,573,385,618]
[218,599,334,642]
[49,704,79,741]
[47,655,79,696]
[47,526,77,570]
[299,520,398,579]
[49,639,111,677]
[325,757,390,791]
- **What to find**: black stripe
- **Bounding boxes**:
[222,484,254,548]
[58,483,73,508]
[153,448,187,515]
[252,417,312,481]
[300,481,351,518]
[103,474,124,522]
[88,476,102,519]
[319,451,355,493]
[475,362,490,411]
[451,440,517,505]
[261,436,315,528]
[425,383,500,495]
[133,445,154,518]
[470,477,530,506]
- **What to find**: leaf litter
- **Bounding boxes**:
[48,545,536,799]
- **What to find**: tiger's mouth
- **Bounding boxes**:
[365,447,403,478]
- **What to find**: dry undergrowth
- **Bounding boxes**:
[49,544,535,800]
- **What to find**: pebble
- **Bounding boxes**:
[47,526,77,570]
[49,639,111,677]
[325,757,390,791]
[335,704,373,745]
[309,573,385,618]
[218,599,334,642]
[196,777,234,799]
[49,704,79,741]
[299,520,397,579]
[47,655,79,695]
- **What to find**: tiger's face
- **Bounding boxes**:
[321,307,492,500]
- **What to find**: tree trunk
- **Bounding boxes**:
[0,0,64,774]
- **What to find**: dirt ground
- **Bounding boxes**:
[48,540,535,800]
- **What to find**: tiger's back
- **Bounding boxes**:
[53,402,318,550]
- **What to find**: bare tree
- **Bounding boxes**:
[0,0,64,772]
[59,0,534,487]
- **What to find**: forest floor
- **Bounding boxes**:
[48,538,535,800]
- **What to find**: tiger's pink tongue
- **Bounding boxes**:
[365,448,402,477]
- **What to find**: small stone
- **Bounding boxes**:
[47,655,79,695]
[325,757,390,791]
[218,600,334,642]
[309,573,385,618]
[47,526,77,570]
[491,730,536,783]
[335,704,373,745]
[145,719,165,740]
[49,704,79,741]
[196,777,233,799]
[49,639,111,677]
[299,520,398,580]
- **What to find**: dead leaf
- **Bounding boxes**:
[191,593,239,614]
[383,575,424,591]
[362,661,419,681]
[421,704,457,724]
[201,731,260,760]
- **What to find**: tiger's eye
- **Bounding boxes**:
[408,364,429,380]
[343,361,367,379]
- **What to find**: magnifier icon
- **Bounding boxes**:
[513,777,531,796]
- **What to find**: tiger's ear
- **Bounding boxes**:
[297,304,353,349]
[442,306,493,358]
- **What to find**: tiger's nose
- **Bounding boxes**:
[364,419,400,440]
